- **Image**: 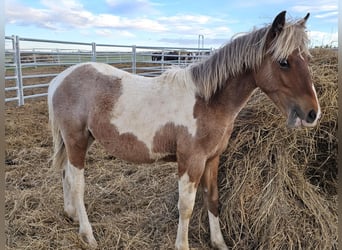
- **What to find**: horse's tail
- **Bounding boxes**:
[48,89,67,170]
[50,122,67,169]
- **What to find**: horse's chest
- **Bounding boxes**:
[199,122,234,159]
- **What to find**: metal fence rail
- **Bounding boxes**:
[5,35,212,106]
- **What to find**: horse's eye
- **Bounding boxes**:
[279,59,289,68]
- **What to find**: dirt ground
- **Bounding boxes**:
[5,48,337,249]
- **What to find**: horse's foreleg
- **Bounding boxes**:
[201,156,228,250]
[175,172,197,250]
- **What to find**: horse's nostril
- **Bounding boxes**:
[307,109,317,123]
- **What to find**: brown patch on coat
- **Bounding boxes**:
[152,122,194,162]
[90,119,153,164]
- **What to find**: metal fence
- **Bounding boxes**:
[5,35,212,106]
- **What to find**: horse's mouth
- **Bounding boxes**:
[287,110,304,128]
[287,108,319,128]
[286,109,299,128]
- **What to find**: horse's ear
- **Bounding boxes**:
[270,11,286,36]
[298,13,310,26]
[304,12,310,21]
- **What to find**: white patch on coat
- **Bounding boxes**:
[109,66,198,158]
[308,83,321,125]
[176,173,197,250]
[208,211,228,249]
[297,84,321,128]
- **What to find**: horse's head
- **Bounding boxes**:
[255,11,320,128]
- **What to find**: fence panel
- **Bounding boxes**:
[5,36,212,106]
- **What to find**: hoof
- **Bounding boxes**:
[88,238,98,249]
[63,210,78,222]
[80,230,97,249]
[212,242,229,250]
[175,243,189,250]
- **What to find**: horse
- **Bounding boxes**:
[48,11,320,249]
[152,51,183,61]
[151,51,162,61]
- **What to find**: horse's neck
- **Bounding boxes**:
[211,71,257,119]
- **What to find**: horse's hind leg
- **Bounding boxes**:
[62,130,97,248]
[63,162,78,222]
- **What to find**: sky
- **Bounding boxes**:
[5,0,338,49]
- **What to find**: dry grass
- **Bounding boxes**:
[5,48,337,249]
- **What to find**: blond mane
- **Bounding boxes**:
[190,18,310,101]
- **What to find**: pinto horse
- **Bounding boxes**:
[48,11,320,249]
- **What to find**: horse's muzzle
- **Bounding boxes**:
[287,107,321,128]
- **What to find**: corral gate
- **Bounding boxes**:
[5,35,213,106]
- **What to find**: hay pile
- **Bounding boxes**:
[5,48,337,249]
[216,49,337,249]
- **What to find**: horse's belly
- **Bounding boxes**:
[101,137,177,164]
[90,120,177,164]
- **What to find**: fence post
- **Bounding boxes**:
[132,45,136,74]
[161,50,165,72]
[56,48,61,65]
[33,48,37,68]
[91,42,96,62]
[14,35,24,106]
[10,36,15,64]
